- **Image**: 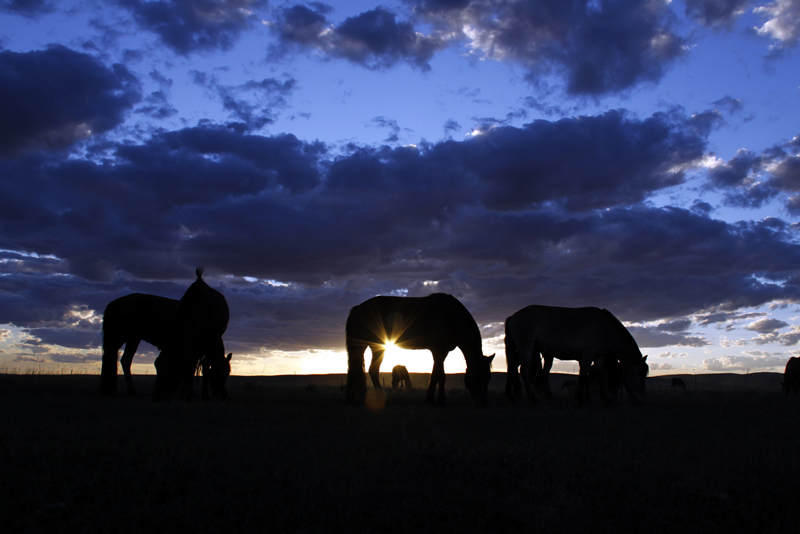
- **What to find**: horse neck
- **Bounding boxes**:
[457,332,484,365]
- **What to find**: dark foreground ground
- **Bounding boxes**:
[1,371,798,533]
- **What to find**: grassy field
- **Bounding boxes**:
[1,371,798,533]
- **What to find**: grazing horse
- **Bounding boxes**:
[391,365,412,390]
[98,292,231,399]
[505,305,648,404]
[152,268,230,402]
[782,357,800,396]
[671,377,687,390]
[345,293,494,406]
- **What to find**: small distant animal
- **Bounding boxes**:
[391,365,412,390]
[782,357,800,396]
[561,379,577,390]
[671,377,686,390]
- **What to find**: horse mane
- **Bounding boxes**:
[437,293,486,365]
[601,308,640,353]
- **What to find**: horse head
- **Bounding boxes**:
[203,351,232,401]
[622,354,648,404]
[464,353,495,407]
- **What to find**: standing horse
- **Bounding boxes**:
[391,365,412,390]
[98,292,231,399]
[345,293,494,406]
[782,357,800,396]
[99,293,177,397]
[505,305,648,404]
[152,268,230,402]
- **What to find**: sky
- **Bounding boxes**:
[1,0,799,379]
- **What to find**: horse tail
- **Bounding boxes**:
[99,300,119,396]
[345,305,367,403]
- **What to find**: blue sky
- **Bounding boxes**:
[1,0,799,378]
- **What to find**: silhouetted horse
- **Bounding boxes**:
[561,379,577,390]
[152,268,230,402]
[505,305,648,404]
[99,293,178,397]
[345,293,494,406]
[782,357,800,396]
[99,292,231,400]
[671,377,686,390]
[391,365,412,390]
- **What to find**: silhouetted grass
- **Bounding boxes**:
[1,373,798,533]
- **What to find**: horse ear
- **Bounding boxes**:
[642,355,648,363]
[488,353,495,362]
[226,353,232,362]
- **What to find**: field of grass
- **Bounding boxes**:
[2,371,799,533]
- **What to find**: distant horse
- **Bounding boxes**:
[561,379,577,391]
[671,377,687,390]
[345,293,494,406]
[98,292,231,400]
[391,365,412,390]
[152,268,230,402]
[782,357,800,396]
[505,305,648,404]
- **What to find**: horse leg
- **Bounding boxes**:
[120,339,141,397]
[346,342,368,404]
[368,345,385,395]
[99,335,124,396]
[519,347,537,402]
[576,360,591,405]
[537,353,554,400]
[427,350,447,406]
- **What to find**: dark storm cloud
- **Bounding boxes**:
[0,46,141,155]
[120,0,266,55]
[707,132,800,212]
[2,106,800,356]
[271,4,445,70]
[684,0,750,27]
[458,108,709,212]
[0,0,53,17]
[410,0,686,96]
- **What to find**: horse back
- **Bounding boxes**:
[346,294,466,351]
[103,293,178,348]
[508,305,629,355]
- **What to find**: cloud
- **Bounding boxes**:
[412,0,686,96]
[0,0,54,17]
[702,353,787,371]
[1,104,800,356]
[271,4,445,70]
[755,0,800,48]
[191,71,297,131]
[0,46,142,155]
[628,325,710,348]
[120,0,266,55]
[705,133,800,212]
[684,0,750,27]
[744,317,790,333]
